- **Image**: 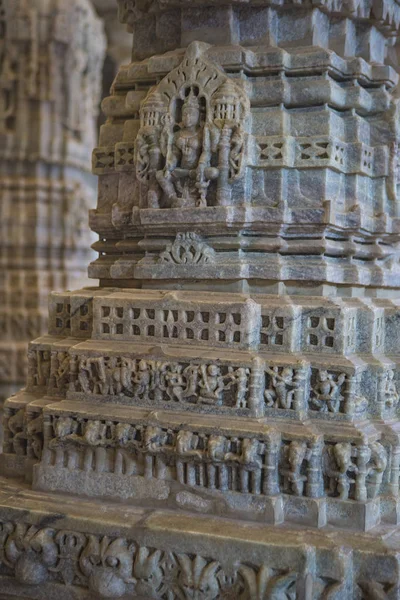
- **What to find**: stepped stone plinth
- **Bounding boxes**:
[1,0,400,598]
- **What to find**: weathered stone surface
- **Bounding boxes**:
[0,0,106,402]
[2,0,400,597]
[0,476,398,598]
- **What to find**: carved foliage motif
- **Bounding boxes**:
[0,521,312,598]
[135,43,250,209]
[0,520,392,598]
[159,232,215,264]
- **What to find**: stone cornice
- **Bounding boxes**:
[117,0,400,39]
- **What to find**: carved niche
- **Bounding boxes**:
[134,42,250,210]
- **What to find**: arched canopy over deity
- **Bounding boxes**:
[135,42,250,209]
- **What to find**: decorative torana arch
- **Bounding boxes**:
[135,42,250,209]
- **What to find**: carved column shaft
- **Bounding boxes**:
[0,0,106,402]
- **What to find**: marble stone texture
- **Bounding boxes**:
[0,0,106,402]
[2,0,400,598]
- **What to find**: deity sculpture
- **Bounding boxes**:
[156,88,218,208]
[134,55,249,211]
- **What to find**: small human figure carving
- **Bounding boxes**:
[228,124,245,179]
[54,352,70,390]
[207,435,227,461]
[176,430,203,459]
[7,409,26,455]
[133,360,151,397]
[198,364,226,405]
[37,351,51,387]
[165,364,186,402]
[265,367,299,409]
[120,358,136,396]
[383,370,399,409]
[232,367,250,408]
[78,358,94,394]
[26,415,43,460]
[311,370,346,413]
[225,438,262,469]
[144,426,168,453]
[367,442,387,498]
[136,125,164,209]
[281,441,309,496]
[50,417,78,448]
[325,442,357,500]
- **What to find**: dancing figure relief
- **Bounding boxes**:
[310,370,346,413]
[75,355,250,409]
[265,367,299,410]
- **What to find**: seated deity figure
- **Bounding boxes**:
[156,89,218,208]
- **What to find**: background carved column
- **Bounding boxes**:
[0,0,106,402]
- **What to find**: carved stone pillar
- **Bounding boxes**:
[1,0,400,597]
[0,0,106,402]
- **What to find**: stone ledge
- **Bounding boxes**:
[0,477,398,598]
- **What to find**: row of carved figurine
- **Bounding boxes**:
[28,350,400,415]
[5,410,392,502]
[0,519,380,599]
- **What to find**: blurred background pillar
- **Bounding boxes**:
[92,0,132,128]
[0,0,106,404]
